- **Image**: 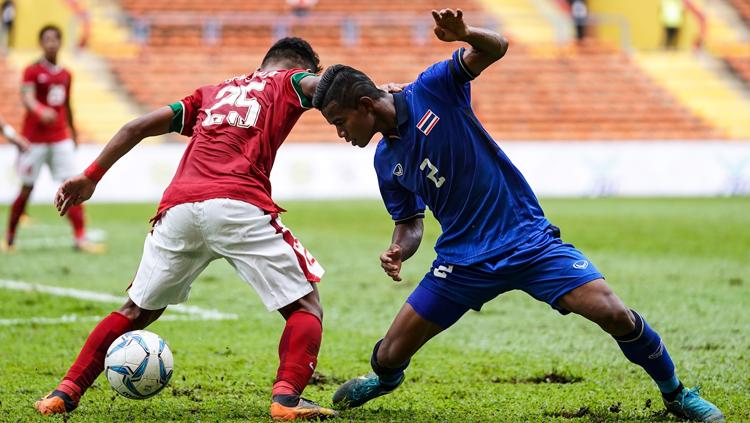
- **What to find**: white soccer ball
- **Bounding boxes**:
[104,330,174,399]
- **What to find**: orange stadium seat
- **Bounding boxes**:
[724,55,750,88]
[0,59,23,142]
[727,0,750,27]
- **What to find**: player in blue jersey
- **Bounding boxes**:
[312,8,724,422]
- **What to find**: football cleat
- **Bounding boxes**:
[270,397,338,421]
[664,386,725,422]
[34,390,78,415]
[73,240,107,254]
[0,240,16,254]
[332,372,404,409]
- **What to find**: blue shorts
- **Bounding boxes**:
[406,228,603,328]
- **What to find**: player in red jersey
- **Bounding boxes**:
[35,38,336,421]
[4,25,96,252]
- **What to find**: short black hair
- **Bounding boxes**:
[39,24,62,41]
[261,37,321,74]
[312,64,385,110]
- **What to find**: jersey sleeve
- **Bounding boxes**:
[168,87,203,137]
[376,166,426,223]
[288,70,316,109]
[415,48,476,106]
[22,65,36,86]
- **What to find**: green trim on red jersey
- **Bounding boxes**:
[290,72,316,109]
[168,101,185,134]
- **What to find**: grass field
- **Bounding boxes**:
[0,198,748,422]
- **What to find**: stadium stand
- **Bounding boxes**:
[106,0,723,141]
[0,59,23,133]
[725,55,750,86]
[727,0,750,27]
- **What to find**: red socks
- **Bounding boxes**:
[5,193,85,245]
[66,204,85,242]
[57,312,134,402]
[272,311,322,397]
[6,190,30,245]
[55,309,320,402]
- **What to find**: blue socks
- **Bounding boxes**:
[613,310,682,396]
[370,339,409,388]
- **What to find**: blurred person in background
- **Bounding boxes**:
[3,25,101,253]
[661,0,685,49]
[287,0,318,17]
[1,0,15,53]
[570,0,588,42]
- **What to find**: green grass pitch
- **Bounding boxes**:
[0,198,748,422]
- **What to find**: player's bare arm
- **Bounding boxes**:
[55,106,174,215]
[0,116,30,152]
[299,75,320,101]
[381,217,424,281]
[21,83,57,125]
[431,8,509,76]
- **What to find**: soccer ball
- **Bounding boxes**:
[104,330,174,399]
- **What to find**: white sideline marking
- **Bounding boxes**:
[13,227,108,250]
[0,280,238,325]
[0,314,218,326]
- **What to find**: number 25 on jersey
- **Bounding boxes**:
[203,81,266,128]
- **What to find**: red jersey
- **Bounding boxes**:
[21,60,72,143]
[155,69,314,220]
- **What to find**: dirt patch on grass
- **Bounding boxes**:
[493,371,583,384]
[307,371,346,386]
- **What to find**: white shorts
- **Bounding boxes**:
[16,139,76,185]
[128,199,324,311]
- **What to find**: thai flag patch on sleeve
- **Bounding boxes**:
[416,110,440,136]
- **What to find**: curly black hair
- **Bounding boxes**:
[262,37,321,74]
[312,64,385,110]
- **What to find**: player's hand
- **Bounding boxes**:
[55,174,97,216]
[432,8,469,43]
[39,107,58,125]
[13,136,30,153]
[380,243,403,282]
[378,82,408,93]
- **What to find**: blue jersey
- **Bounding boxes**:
[374,48,551,265]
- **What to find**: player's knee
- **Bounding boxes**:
[117,301,141,322]
[601,304,635,336]
[118,300,162,329]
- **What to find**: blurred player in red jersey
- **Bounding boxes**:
[4,25,98,252]
[35,38,337,421]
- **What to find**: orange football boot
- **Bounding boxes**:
[270,397,337,421]
[34,390,78,415]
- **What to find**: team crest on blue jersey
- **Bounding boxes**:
[417,110,440,136]
[573,260,589,269]
[393,163,404,176]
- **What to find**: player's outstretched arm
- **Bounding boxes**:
[432,8,509,77]
[55,106,174,215]
[0,116,30,152]
[381,217,424,282]
[299,75,320,101]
